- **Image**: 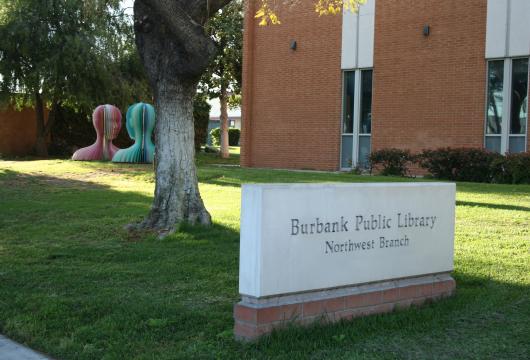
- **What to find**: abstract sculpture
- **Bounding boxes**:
[112,103,156,163]
[72,104,122,161]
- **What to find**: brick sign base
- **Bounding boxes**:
[234,273,455,341]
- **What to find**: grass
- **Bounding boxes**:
[0,150,529,359]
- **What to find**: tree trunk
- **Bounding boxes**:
[34,92,48,157]
[135,80,211,234]
[219,85,230,158]
[34,95,60,158]
[132,0,233,234]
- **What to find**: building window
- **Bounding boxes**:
[485,58,528,154]
[341,69,373,169]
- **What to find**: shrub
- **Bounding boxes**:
[204,145,219,154]
[229,128,241,146]
[417,148,458,180]
[417,147,502,183]
[491,152,530,184]
[491,156,510,184]
[370,146,530,184]
[369,148,415,176]
[210,127,241,147]
[210,128,220,146]
[193,95,212,151]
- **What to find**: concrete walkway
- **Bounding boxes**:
[0,335,52,360]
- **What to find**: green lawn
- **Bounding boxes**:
[0,152,529,359]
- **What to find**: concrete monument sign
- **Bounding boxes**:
[234,183,456,340]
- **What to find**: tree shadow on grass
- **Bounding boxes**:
[0,168,240,245]
[197,168,416,189]
[0,168,114,190]
[200,175,242,188]
[457,182,530,197]
[456,200,530,212]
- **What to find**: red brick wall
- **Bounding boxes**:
[521,60,530,152]
[371,0,488,154]
[242,0,528,171]
[239,0,255,168]
[241,0,343,170]
[0,107,43,156]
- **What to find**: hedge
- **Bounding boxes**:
[490,152,530,184]
[369,148,415,176]
[210,128,240,147]
[417,148,502,183]
[193,95,212,151]
[369,147,530,184]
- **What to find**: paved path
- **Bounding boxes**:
[0,335,52,360]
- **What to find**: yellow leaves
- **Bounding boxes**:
[343,0,367,13]
[269,13,281,24]
[255,8,266,19]
[255,0,366,26]
[315,0,342,16]
[255,1,281,26]
[315,0,367,16]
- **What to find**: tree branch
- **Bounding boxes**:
[183,0,234,22]
[43,101,60,137]
[138,0,218,62]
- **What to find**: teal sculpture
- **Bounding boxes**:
[112,103,156,163]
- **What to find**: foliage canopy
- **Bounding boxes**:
[0,0,149,113]
[201,0,243,107]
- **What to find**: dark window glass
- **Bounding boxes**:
[358,135,371,168]
[341,135,354,168]
[509,136,526,153]
[342,72,355,134]
[510,58,528,135]
[485,136,501,153]
[360,70,373,134]
[486,61,504,135]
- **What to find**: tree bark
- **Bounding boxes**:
[132,0,231,234]
[219,84,230,158]
[34,93,61,157]
[137,80,211,234]
[34,92,48,157]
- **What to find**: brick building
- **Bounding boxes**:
[240,0,530,171]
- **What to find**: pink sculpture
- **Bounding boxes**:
[72,105,122,161]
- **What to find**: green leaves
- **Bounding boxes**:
[0,0,150,113]
[200,0,243,104]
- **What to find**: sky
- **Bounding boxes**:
[209,98,241,118]
[121,0,134,16]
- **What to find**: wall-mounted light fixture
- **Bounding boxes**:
[423,25,430,37]
[290,40,297,50]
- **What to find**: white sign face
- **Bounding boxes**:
[239,183,456,298]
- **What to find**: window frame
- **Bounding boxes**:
[484,57,529,154]
[340,68,373,170]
